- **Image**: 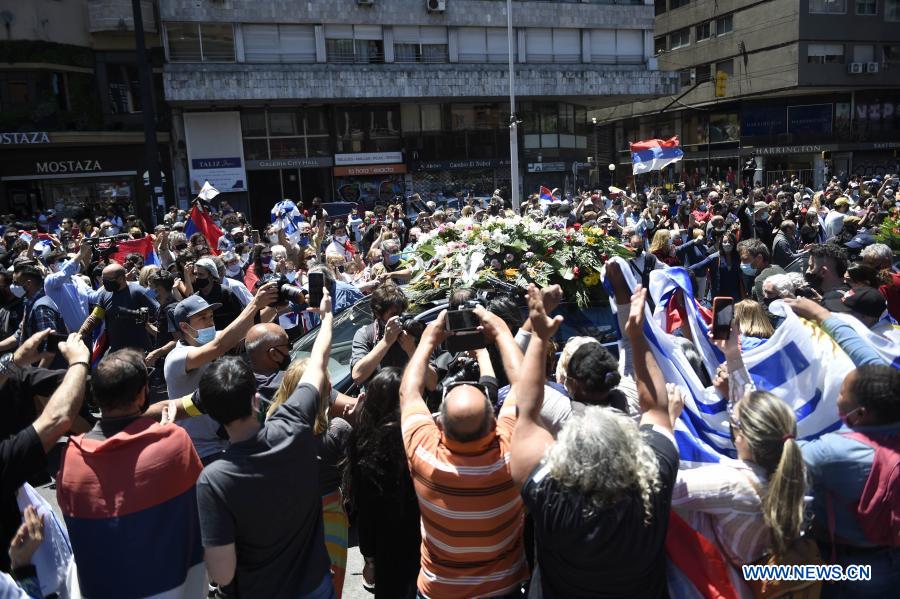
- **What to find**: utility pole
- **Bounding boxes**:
[131,0,165,226]
[507,0,520,211]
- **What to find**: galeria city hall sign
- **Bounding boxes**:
[0,132,50,145]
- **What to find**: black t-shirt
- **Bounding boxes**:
[197,283,242,333]
[521,426,679,599]
[97,282,160,352]
[313,418,351,496]
[155,299,177,350]
[196,382,330,598]
[0,425,46,572]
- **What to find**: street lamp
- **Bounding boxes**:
[608,163,616,187]
[506,0,520,211]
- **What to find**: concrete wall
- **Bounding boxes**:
[0,0,91,47]
[88,0,157,34]
[159,0,654,29]
[163,62,678,103]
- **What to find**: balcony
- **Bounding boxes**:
[163,62,678,105]
[89,0,157,34]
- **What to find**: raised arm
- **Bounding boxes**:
[510,285,563,487]
[299,288,333,396]
[624,287,672,431]
[473,305,523,386]
[399,311,447,412]
[32,333,90,452]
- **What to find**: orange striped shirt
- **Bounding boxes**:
[402,396,527,599]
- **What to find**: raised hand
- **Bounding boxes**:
[527,284,563,340]
[624,287,648,338]
[8,505,44,569]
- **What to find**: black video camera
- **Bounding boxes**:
[399,314,426,338]
[258,273,307,305]
[116,306,151,325]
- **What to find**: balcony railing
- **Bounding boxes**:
[88,0,156,34]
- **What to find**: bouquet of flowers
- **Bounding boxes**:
[874,212,900,251]
[406,215,630,307]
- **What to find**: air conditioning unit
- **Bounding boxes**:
[427,0,446,13]
[357,0,374,5]
[848,62,864,74]
[866,62,880,73]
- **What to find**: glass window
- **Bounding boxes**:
[421,104,442,131]
[809,0,847,13]
[199,24,235,61]
[393,26,448,63]
[887,0,900,20]
[526,28,553,63]
[107,64,140,114]
[853,44,875,62]
[655,0,667,15]
[591,29,616,63]
[885,44,900,63]
[243,139,268,160]
[401,104,421,133]
[716,15,733,35]
[670,0,690,8]
[559,103,575,134]
[269,137,305,159]
[268,111,300,136]
[856,0,877,14]
[304,108,330,135]
[243,24,315,63]
[696,21,711,42]
[166,23,202,62]
[807,43,845,63]
[241,110,267,136]
[679,69,692,88]
[715,59,734,76]
[617,30,644,64]
[326,26,384,64]
[552,29,581,63]
[486,28,512,63]
[540,103,558,134]
[166,23,234,62]
[654,36,667,55]
[695,63,713,83]
[670,28,690,49]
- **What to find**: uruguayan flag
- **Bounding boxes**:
[604,258,856,468]
[271,199,304,242]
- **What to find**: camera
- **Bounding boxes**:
[116,306,151,325]
[399,314,425,338]
[277,278,306,305]
[442,356,481,388]
[445,307,486,353]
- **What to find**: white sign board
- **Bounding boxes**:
[334,151,403,166]
[184,112,247,193]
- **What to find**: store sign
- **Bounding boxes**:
[527,162,566,173]
[184,112,247,193]
[36,159,102,174]
[414,159,510,171]
[787,104,833,135]
[333,164,407,176]
[0,131,50,145]
[334,152,403,166]
[750,145,829,156]
[246,157,333,170]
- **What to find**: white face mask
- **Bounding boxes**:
[268,234,279,244]
[335,236,348,245]
[226,264,242,277]
[9,284,25,298]
[285,271,297,283]
[241,252,250,263]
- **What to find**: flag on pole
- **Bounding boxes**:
[196,181,220,201]
[108,235,160,266]
[184,204,223,255]
[630,137,684,175]
[539,186,556,203]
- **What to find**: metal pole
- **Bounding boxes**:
[507,0,520,211]
[132,0,164,227]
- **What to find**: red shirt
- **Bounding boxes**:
[880,271,900,322]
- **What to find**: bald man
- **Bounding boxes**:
[246,322,358,418]
[79,261,159,352]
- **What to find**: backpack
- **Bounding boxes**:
[839,431,900,547]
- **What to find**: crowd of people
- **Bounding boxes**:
[0,172,898,599]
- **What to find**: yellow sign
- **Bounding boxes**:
[715,71,728,97]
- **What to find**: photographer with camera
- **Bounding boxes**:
[78,263,159,353]
[0,265,66,366]
[351,282,437,389]
[193,258,243,332]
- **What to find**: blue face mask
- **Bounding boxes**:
[298,235,310,248]
[740,262,758,276]
[190,325,216,345]
[387,253,401,266]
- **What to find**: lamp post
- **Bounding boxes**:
[506,0,520,211]
[608,163,616,188]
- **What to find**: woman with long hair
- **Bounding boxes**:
[243,243,272,292]
[734,300,775,351]
[709,231,744,300]
[672,321,808,598]
[268,360,351,598]
[344,367,420,598]
[649,229,680,266]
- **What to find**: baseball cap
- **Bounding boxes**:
[195,257,220,281]
[834,197,850,207]
[753,201,768,213]
[842,287,886,319]
[174,295,221,326]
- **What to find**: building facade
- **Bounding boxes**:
[159,0,676,223]
[591,0,900,190]
[0,0,173,225]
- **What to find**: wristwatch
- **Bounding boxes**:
[0,352,22,378]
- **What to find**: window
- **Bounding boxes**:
[655,0,667,15]
[107,65,140,113]
[670,28,690,49]
[853,44,875,62]
[617,30,644,64]
[696,21,712,42]
[715,59,734,76]
[856,0,877,14]
[654,36,667,55]
[809,0,847,13]
[679,69,693,88]
[590,29,642,64]
[552,29,581,63]
[457,27,513,63]
[695,63,713,83]
[394,26,448,63]
[166,22,235,62]
[325,25,384,64]
[885,44,900,63]
[716,15,733,35]
[243,25,315,62]
[670,0,690,8]
[591,29,616,63]
[807,43,845,63]
[888,0,900,20]
[525,28,553,63]
[240,108,332,161]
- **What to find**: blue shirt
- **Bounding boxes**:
[44,258,101,333]
[800,420,900,546]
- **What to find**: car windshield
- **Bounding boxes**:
[290,295,618,388]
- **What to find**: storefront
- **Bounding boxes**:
[245,157,334,224]
[411,159,511,200]
[332,152,407,208]
[0,142,169,224]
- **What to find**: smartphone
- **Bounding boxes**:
[251,229,260,244]
[48,332,70,352]
[712,297,735,340]
[446,308,479,332]
[308,271,324,307]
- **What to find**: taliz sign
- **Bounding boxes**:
[0,132,50,144]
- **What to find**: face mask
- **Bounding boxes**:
[722,243,733,252]
[804,270,824,289]
[195,277,210,288]
[285,270,297,283]
[241,252,250,263]
[699,204,708,211]
[226,264,242,277]
[335,235,348,245]
[838,406,861,427]
[387,253,400,265]
[298,235,310,248]
[272,349,291,371]
[740,262,758,276]
[9,284,25,298]
[102,279,120,292]
[190,324,216,345]
[268,234,279,244]
[262,257,272,269]
[103,228,117,236]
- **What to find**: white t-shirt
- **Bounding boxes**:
[163,341,228,459]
